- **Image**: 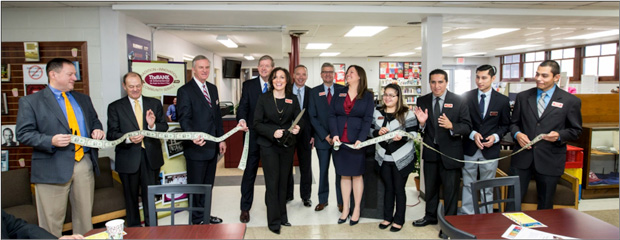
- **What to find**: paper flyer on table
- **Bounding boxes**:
[502,224,575,239]
[502,212,547,228]
[84,230,127,239]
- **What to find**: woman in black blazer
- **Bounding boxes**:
[253,67,302,235]
[329,65,374,226]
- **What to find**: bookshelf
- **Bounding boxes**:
[378,61,422,109]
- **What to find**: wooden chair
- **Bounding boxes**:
[471,176,521,214]
[147,184,212,226]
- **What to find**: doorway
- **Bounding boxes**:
[443,65,477,95]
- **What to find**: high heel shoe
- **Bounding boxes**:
[337,217,348,224]
[349,217,359,226]
[379,222,391,229]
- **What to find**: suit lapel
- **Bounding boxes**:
[527,89,539,119]
[122,98,140,129]
[43,88,70,132]
[190,80,213,112]
[470,91,483,120]
[539,89,562,120]
[484,90,499,121]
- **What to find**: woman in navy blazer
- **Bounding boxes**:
[329,65,374,226]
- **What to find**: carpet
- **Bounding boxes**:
[583,209,620,227]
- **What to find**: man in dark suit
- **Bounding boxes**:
[1,210,84,239]
[16,58,105,236]
[308,62,344,212]
[510,60,582,210]
[237,55,273,223]
[177,55,226,224]
[461,65,511,215]
[413,69,471,227]
[107,72,169,227]
[286,64,313,207]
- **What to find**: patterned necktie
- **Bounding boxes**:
[433,97,441,144]
[327,88,332,104]
[538,92,547,117]
[296,88,302,108]
[61,92,83,161]
[202,83,212,107]
[263,82,268,93]
[134,99,145,148]
[479,94,486,118]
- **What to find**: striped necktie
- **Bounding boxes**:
[202,83,212,107]
[62,92,84,161]
[538,92,547,117]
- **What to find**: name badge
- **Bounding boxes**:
[444,103,453,108]
[339,93,347,97]
[490,111,498,116]
[216,100,219,105]
[319,92,326,96]
[285,99,293,104]
[378,116,384,120]
[551,101,563,108]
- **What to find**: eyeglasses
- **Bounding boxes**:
[321,71,334,74]
[383,94,398,98]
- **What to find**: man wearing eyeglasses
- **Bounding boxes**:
[308,62,345,212]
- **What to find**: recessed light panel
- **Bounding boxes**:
[320,52,340,57]
[345,26,388,37]
[458,28,519,39]
[565,30,618,40]
[389,52,415,57]
[306,43,332,49]
[496,45,539,50]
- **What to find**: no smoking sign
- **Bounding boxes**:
[22,64,48,84]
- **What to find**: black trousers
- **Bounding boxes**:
[119,149,159,227]
[261,144,294,231]
[287,138,312,201]
[380,161,408,225]
[186,155,217,224]
[510,165,560,210]
[240,132,260,211]
[423,152,461,221]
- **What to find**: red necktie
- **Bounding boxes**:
[202,83,212,107]
[327,88,332,104]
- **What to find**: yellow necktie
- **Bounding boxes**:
[134,99,145,148]
[62,92,84,161]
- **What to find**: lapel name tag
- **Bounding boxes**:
[378,116,384,120]
[285,99,293,104]
[319,92,326,96]
[551,101,563,108]
[490,111,498,116]
[444,103,453,108]
[339,93,347,97]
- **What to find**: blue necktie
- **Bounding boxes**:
[263,83,268,93]
[479,94,486,118]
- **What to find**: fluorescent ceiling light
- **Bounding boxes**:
[415,44,452,50]
[345,26,387,37]
[389,52,415,57]
[244,55,255,60]
[319,52,340,57]
[496,44,539,50]
[455,52,487,57]
[182,55,195,61]
[565,30,618,39]
[458,28,519,39]
[216,35,238,48]
[306,43,332,49]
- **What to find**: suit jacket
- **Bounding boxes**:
[295,86,313,150]
[16,87,102,184]
[309,83,344,149]
[510,87,582,176]
[106,96,169,174]
[462,89,511,159]
[253,92,303,147]
[328,88,375,143]
[2,210,56,239]
[237,77,265,129]
[177,79,224,161]
[417,90,471,169]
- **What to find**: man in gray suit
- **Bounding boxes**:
[16,58,105,237]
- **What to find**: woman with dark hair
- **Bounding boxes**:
[253,67,302,234]
[329,65,374,226]
[371,84,426,232]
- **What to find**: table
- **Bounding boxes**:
[85,223,246,239]
[445,208,619,239]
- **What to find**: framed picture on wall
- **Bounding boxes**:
[1,63,10,82]
[1,150,8,172]
[1,93,7,115]
[24,42,40,62]
[164,123,183,159]
[1,125,19,147]
[25,84,47,96]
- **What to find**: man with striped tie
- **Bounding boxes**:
[510,60,582,210]
[177,55,227,224]
[16,58,105,236]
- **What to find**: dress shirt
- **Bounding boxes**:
[514,85,558,140]
[293,84,305,109]
[125,96,155,144]
[469,89,499,143]
[49,85,90,152]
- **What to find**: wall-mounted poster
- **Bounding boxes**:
[73,61,81,81]
[1,93,8,115]
[24,42,40,62]
[127,34,151,61]
[1,125,19,147]
[333,63,346,86]
[380,61,421,80]
[22,64,48,84]
[164,123,183,159]
[1,63,10,82]
[162,171,188,204]
[25,84,47,96]
[130,61,185,97]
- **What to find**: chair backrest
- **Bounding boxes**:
[147,184,212,226]
[1,168,33,208]
[437,202,477,239]
[471,176,521,214]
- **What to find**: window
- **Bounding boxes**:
[550,48,575,78]
[501,54,520,80]
[583,43,617,81]
[523,51,545,79]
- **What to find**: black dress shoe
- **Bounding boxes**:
[412,218,438,227]
[270,228,280,235]
[349,218,359,226]
[337,217,347,224]
[390,226,402,232]
[240,210,250,223]
[209,216,223,224]
[379,222,391,229]
[302,199,312,207]
[281,222,292,227]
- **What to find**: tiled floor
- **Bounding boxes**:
[160,152,619,239]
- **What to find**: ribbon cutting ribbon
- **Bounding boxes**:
[70,126,251,170]
[333,130,545,164]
